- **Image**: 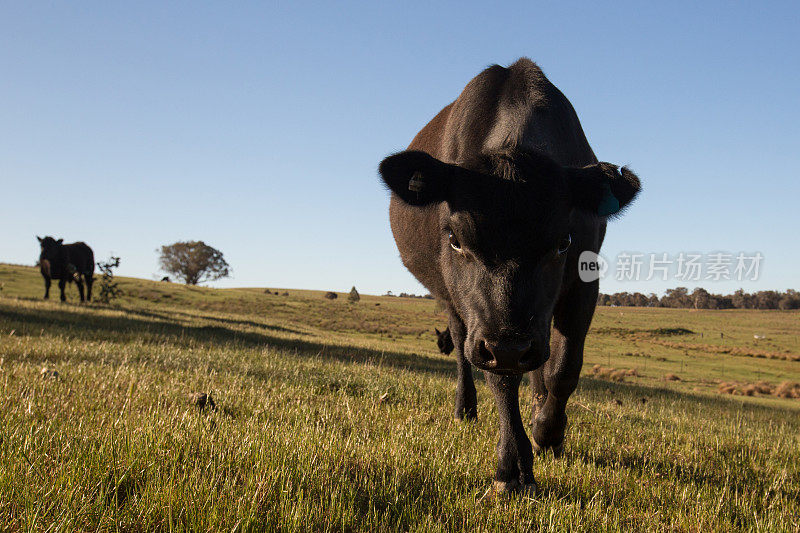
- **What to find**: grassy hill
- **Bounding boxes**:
[0,263,798,531]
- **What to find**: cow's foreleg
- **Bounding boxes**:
[43,278,51,299]
[85,275,94,302]
[58,279,67,302]
[486,372,535,493]
[449,314,477,420]
[531,281,596,457]
[75,277,85,302]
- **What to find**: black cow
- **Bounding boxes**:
[379,58,641,494]
[435,327,454,355]
[37,236,95,302]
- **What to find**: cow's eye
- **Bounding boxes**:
[448,232,462,252]
[558,234,572,255]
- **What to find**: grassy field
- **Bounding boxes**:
[0,263,798,531]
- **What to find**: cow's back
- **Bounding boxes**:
[412,58,596,167]
[64,242,95,275]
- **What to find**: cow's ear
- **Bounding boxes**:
[379,150,458,206]
[37,236,42,243]
[57,238,63,244]
[567,162,641,217]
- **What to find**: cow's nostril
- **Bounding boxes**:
[476,341,495,365]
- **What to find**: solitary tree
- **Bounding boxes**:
[691,287,711,309]
[158,241,230,285]
[348,286,360,303]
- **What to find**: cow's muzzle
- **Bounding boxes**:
[469,338,545,374]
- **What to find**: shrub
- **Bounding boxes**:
[754,381,774,394]
[97,256,122,304]
[348,286,360,303]
[609,370,628,382]
[775,381,800,399]
[325,292,338,300]
[717,380,797,399]
[742,385,757,396]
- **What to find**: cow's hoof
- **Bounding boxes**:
[532,437,564,459]
[490,479,538,497]
[454,410,477,422]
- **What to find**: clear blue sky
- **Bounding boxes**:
[2,2,798,295]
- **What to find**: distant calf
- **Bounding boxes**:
[435,327,454,355]
[37,236,95,302]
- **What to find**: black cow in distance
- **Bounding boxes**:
[37,236,95,302]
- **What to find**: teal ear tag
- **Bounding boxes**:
[597,181,620,216]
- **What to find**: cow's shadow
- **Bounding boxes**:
[125,307,308,336]
[0,301,455,377]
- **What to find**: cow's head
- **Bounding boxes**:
[380,149,640,374]
[435,327,454,355]
[37,236,63,263]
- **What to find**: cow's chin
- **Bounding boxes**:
[474,357,547,376]
[483,367,528,376]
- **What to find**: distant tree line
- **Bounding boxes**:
[598,288,800,310]
[383,291,434,299]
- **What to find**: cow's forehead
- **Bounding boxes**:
[448,201,567,235]
[446,149,573,255]
[456,149,568,199]
[447,176,569,225]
